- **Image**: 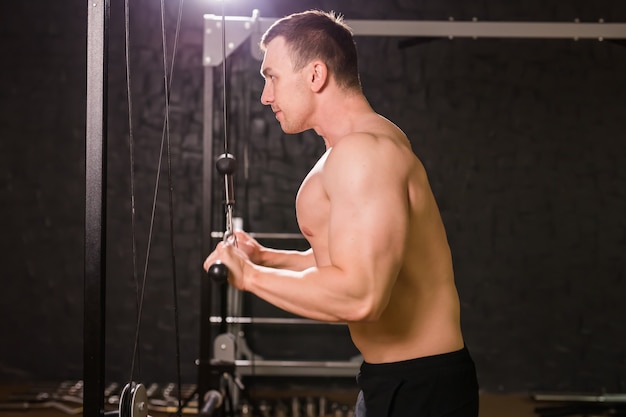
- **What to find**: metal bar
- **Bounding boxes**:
[85,0,109,416]
[346,20,626,39]
[210,14,626,39]
[202,67,216,297]
[204,13,626,67]
[211,231,304,240]
[234,360,360,377]
[533,392,626,403]
[198,65,216,410]
[209,316,346,325]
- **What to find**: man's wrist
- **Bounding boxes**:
[254,247,271,267]
[242,261,256,292]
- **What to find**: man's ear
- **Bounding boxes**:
[309,61,328,93]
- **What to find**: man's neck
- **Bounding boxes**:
[312,91,373,147]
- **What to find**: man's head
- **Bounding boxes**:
[260,10,361,91]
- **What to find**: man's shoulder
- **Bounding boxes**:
[332,127,412,164]
[326,133,380,170]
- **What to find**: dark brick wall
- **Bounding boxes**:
[0,0,625,393]
[0,1,87,380]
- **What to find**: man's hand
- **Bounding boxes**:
[233,230,265,265]
[203,241,250,291]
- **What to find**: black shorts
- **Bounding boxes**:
[355,347,479,417]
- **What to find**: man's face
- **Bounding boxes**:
[260,37,313,134]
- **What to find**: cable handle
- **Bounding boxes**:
[208,153,238,284]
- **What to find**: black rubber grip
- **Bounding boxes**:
[207,261,229,283]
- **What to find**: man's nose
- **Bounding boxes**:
[260,84,273,105]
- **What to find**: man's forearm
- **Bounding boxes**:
[258,247,315,271]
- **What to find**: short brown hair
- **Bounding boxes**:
[260,10,361,91]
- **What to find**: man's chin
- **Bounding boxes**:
[279,123,307,135]
[279,125,297,134]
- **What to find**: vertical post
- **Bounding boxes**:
[85,0,109,416]
[199,65,216,407]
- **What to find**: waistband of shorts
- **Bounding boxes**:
[360,346,472,376]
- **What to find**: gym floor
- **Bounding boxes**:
[0,383,543,417]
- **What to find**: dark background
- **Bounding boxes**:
[1,0,625,394]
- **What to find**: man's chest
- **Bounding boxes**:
[295,158,330,240]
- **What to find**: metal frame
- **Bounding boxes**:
[200,11,626,382]
[196,8,626,412]
[85,1,109,416]
[202,11,626,67]
[81,4,626,414]
[80,4,626,414]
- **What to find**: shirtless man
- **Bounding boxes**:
[204,10,479,417]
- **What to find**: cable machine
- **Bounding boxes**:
[198,9,626,416]
[85,4,626,415]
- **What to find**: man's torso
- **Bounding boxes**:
[295,116,464,363]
